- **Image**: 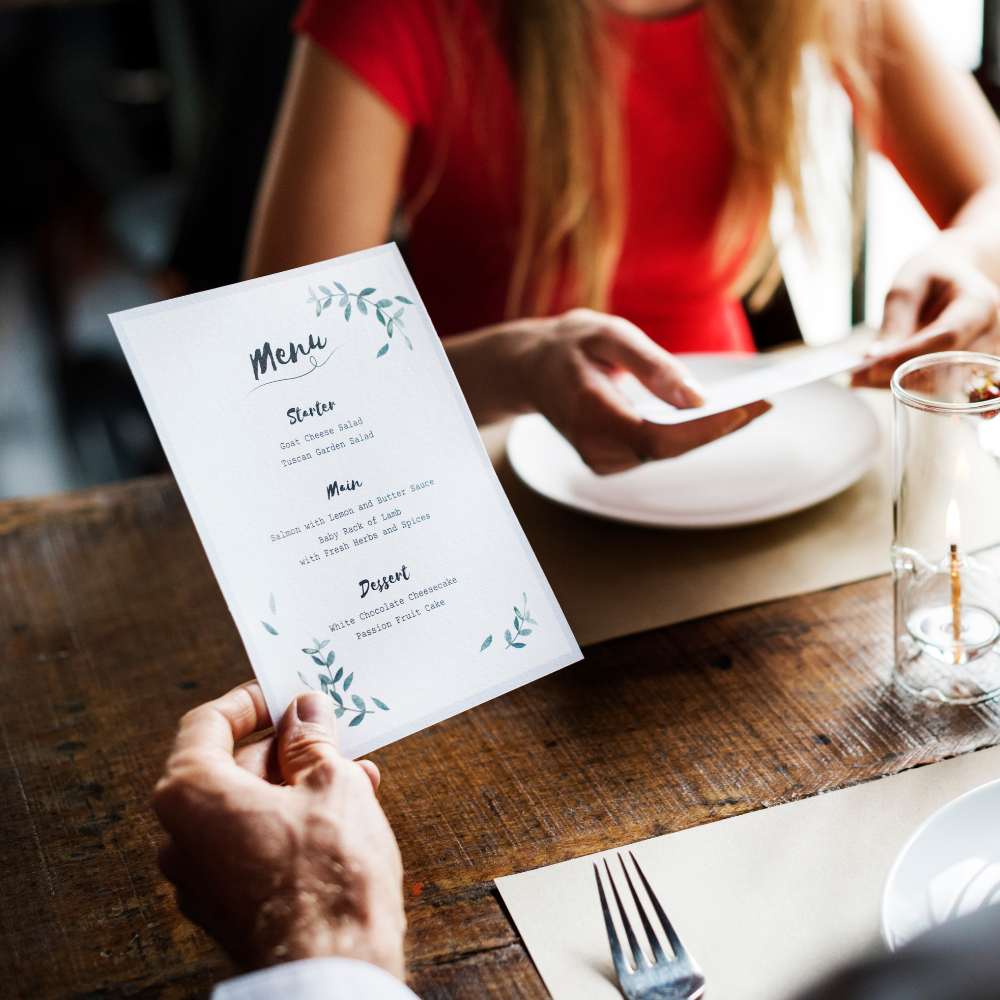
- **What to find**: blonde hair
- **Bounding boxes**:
[431,0,878,319]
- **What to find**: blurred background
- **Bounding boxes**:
[0,0,995,499]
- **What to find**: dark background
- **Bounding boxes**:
[0,0,997,497]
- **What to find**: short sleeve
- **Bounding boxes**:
[293,0,447,129]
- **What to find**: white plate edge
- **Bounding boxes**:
[506,388,881,529]
[880,775,1000,951]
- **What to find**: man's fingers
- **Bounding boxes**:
[276,692,343,789]
[157,834,184,884]
[358,759,381,791]
[234,733,281,782]
[152,684,272,836]
[170,681,272,768]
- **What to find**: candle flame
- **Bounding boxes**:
[956,448,971,482]
[946,499,961,546]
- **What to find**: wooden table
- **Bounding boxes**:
[3,476,1000,1000]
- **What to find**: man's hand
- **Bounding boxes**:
[152,682,405,976]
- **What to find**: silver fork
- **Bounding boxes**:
[594,852,706,1000]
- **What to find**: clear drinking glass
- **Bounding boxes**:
[892,351,1000,703]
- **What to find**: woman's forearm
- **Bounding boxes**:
[942,181,1000,287]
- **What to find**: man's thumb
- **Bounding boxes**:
[277,692,342,788]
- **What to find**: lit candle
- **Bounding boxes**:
[947,498,962,660]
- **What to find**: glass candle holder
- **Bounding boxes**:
[892,351,1000,704]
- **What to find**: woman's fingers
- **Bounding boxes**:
[532,308,772,474]
[576,392,771,474]
[855,249,1000,388]
[880,271,932,342]
[581,313,706,408]
[851,328,959,387]
[929,289,1000,348]
[638,401,772,460]
[853,292,1000,387]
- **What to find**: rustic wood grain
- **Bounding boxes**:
[3,476,1000,1000]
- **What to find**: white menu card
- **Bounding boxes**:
[112,244,581,757]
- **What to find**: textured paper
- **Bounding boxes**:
[496,745,1000,1000]
[111,244,580,757]
[622,346,861,423]
[480,386,893,648]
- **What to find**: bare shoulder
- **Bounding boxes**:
[244,36,409,279]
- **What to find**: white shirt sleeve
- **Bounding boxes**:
[211,958,419,1000]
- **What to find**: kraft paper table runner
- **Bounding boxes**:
[480,387,893,647]
[495,744,1000,1000]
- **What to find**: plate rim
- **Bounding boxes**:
[505,359,881,529]
[880,776,1000,951]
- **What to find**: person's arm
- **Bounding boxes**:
[246,38,768,474]
[245,38,407,277]
[152,683,409,988]
[851,0,1000,387]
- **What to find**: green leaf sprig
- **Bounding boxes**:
[296,641,390,727]
[262,594,279,635]
[307,283,414,358]
[482,593,537,651]
[505,593,536,649]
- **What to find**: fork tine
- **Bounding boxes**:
[629,852,686,960]
[603,858,649,970]
[618,853,669,966]
[595,863,632,984]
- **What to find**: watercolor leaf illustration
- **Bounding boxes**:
[308,284,415,358]
[263,595,388,726]
[481,593,536,651]
[293,651,383,724]
[296,647,389,726]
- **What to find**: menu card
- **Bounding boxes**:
[111,244,580,757]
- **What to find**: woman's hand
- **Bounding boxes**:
[152,683,405,976]
[447,308,770,475]
[852,242,1000,389]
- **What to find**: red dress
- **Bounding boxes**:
[294,0,755,353]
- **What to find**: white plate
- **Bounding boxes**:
[505,354,880,529]
[882,778,1000,950]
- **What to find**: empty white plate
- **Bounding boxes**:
[506,354,880,529]
[882,778,1000,950]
